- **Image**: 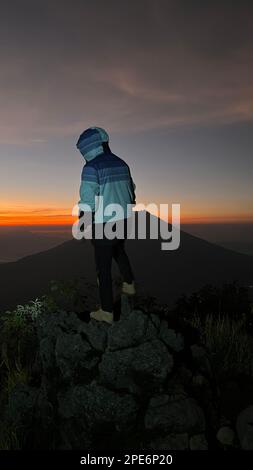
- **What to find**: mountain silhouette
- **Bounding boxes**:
[0,212,252,312]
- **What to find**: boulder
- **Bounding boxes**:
[145,395,205,434]
[37,310,81,343]
[99,339,173,393]
[236,406,253,449]
[58,383,138,432]
[107,310,157,351]
[190,433,208,450]
[216,426,235,447]
[55,332,99,382]
[78,320,108,352]
[159,321,184,352]
[151,433,189,450]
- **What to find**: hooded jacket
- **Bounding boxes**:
[76,127,136,223]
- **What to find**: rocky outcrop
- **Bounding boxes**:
[4,296,220,450]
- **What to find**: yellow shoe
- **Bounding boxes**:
[90,308,113,324]
[122,281,136,296]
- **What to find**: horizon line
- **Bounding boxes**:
[0,211,253,227]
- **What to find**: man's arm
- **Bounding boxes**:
[78,164,99,231]
[130,175,136,205]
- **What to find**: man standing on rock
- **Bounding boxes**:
[76,126,136,324]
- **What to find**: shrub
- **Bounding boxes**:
[176,282,251,321]
[191,313,253,379]
[0,424,20,450]
[0,299,41,401]
[42,278,88,313]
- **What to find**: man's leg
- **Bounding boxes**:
[92,240,114,313]
[113,239,134,284]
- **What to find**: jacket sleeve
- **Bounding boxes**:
[78,164,99,212]
[130,176,136,204]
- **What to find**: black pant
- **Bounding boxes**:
[91,220,134,312]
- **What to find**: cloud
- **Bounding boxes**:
[0,0,253,143]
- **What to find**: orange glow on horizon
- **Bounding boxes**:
[0,206,73,226]
[0,215,74,226]
[0,209,253,226]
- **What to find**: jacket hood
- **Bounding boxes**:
[76,126,109,162]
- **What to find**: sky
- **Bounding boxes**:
[0,0,253,226]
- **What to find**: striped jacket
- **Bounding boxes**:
[77,127,136,223]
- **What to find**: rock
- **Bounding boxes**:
[216,426,235,446]
[58,418,92,449]
[150,313,161,331]
[107,310,157,351]
[131,340,173,387]
[55,332,99,382]
[39,336,56,374]
[78,320,108,352]
[149,394,170,407]
[38,310,103,381]
[166,383,188,402]
[58,383,138,431]
[1,293,218,450]
[190,433,208,450]
[151,433,189,450]
[145,396,205,434]
[99,339,173,393]
[37,310,81,343]
[159,322,184,352]
[99,347,139,393]
[121,294,134,318]
[236,406,253,449]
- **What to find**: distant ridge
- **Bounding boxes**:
[0,212,252,312]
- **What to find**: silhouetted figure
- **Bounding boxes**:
[76,127,136,323]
